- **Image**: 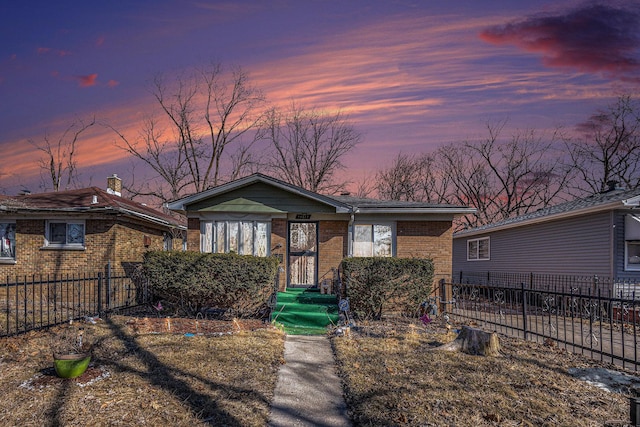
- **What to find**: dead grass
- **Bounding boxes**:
[333,319,632,427]
[0,316,284,427]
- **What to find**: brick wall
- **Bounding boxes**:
[318,220,348,286]
[396,221,454,282]
[187,217,200,251]
[1,217,167,278]
[271,219,287,291]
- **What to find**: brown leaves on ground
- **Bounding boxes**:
[333,319,632,427]
[0,316,284,427]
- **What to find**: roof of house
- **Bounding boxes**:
[454,187,640,238]
[168,173,475,216]
[0,187,185,229]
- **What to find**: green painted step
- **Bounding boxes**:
[271,288,340,335]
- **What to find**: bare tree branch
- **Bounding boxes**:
[30,116,96,191]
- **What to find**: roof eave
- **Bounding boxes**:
[454,199,631,238]
[355,207,476,215]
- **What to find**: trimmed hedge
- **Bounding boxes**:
[341,257,434,320]
[142,251,279,317]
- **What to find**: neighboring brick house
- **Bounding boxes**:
[168,173,474,291]
[0,175,186,277]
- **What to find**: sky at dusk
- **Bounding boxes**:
[1,0,639,196]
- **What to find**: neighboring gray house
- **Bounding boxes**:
[452,186,640,282]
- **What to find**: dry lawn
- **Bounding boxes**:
[0,316,284,427]
[333,319,633,427]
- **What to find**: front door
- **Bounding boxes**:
[288,222,318,288]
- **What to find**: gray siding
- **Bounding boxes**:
[453,211,614,277]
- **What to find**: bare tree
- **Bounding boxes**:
[110,63,265,204]
[438,122,572,228]
[30,117,96,191]
[262,103,361,193]
[375,152,448,203]
[567,95,640,194]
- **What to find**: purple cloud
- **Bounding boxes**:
[480,3,640,80]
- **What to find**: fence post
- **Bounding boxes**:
[521,282,528,340]
[97,272,102,317]
[106,262,112,311]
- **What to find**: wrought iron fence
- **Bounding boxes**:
[1,268,149,337]
[442,280,640,371]
[456,271,640,298]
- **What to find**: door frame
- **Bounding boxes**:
[287,221,319,288]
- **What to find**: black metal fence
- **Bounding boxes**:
[456,271,640,299]
[442,279,640,370]
[1,267,149,337]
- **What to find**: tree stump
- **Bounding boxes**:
[434,326,500,356]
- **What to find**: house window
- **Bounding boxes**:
[201,220,269,256]
[627,242,640,271]
[467,237,489,261]
[625,215,640,271]
[0,222,16,262]
[163,233,173,251]
[353,224,393,257]
[45,221,85,249]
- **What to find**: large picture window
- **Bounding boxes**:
[353,224,393,257]
[45,221,85,249]
[467,237,490,261]
[627,241,640,271]
[0,222,16,261]
[201,220,269,256]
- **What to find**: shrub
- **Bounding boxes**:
[142,251,279,318]
[341,257,434,320]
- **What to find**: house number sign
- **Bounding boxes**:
[295,214,311,219]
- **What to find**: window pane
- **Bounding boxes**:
[478,239,489,259]
[468,240,478,260]
[0,223,16,258]
[629,242,640,266]
[228,222,239,253]
[354,225,373,257]
[67,223,84,245]
[215,222,226,253]
[49,223,67,244]
[255,222,268,257]
[202,222,213,253]
[242,222,253,255]
[373,225,392,257]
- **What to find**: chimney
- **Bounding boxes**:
[107,174,122,197]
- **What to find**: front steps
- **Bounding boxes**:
[271,288,340,335]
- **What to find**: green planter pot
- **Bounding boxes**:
[53,353,91,378]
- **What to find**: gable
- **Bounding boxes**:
[184,182,337,214]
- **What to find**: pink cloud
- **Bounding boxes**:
[37,47,52,55]
[96,36,105,47]
[76,73,98,87]
[480,3,640,79]
[107,79,119,87]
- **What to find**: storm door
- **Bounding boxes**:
[288,222,318,287]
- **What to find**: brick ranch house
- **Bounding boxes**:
[167,173,474,291]
[0,175,186,277]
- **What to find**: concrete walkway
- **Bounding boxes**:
[268,335,351,427]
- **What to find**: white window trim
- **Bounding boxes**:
[43,220,86,250]
[625,240,640,271]
[201,220,271,257]
[467,237,490,261]
[0,221,17,264]
[352,222,396,258]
